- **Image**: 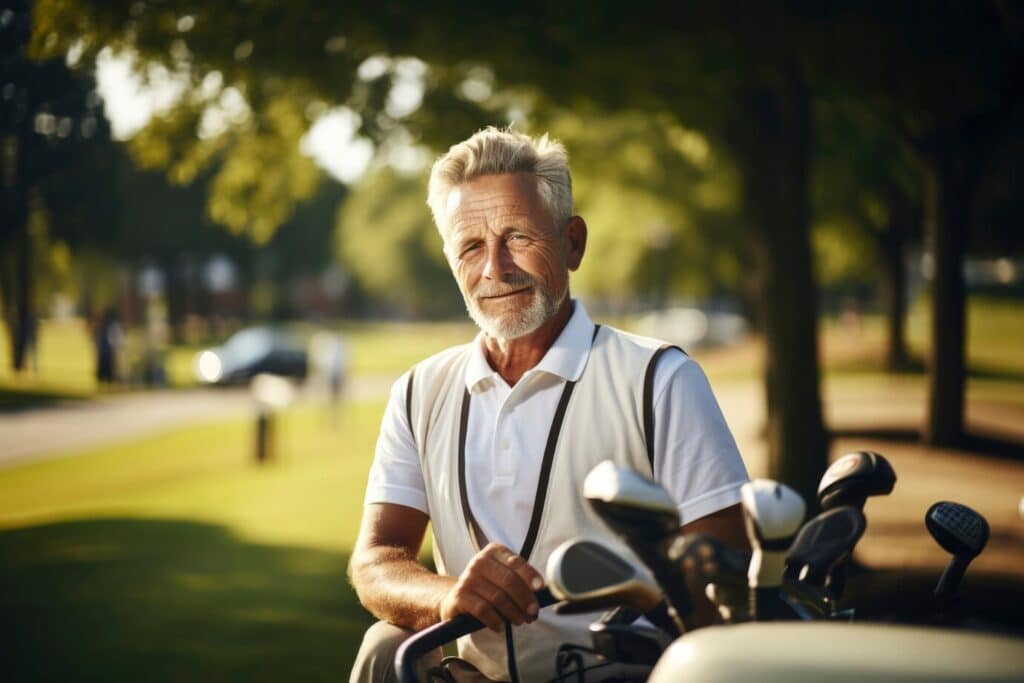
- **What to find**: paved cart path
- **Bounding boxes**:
[0,375,396,469]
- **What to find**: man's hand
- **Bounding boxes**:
[680,503,750,628]
[439,543,545,632]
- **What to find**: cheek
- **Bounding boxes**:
[525,245,565,283]
[452,261,477,290]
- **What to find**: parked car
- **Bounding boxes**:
[194,326,308,386]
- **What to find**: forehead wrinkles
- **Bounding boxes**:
[448,191,538,238]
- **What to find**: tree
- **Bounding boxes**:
[1,1,115,370]
[36,0,1018,497]
[820,3,1024,446]
[813,101,923,371]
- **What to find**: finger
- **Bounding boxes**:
[458,588,505,632]
[502,550,545,593]
[473,574,535,626]
[480,554,540,620]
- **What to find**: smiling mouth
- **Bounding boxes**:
[479,287,530,300]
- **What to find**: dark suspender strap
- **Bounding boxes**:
[456,324,603,562]
[405,367,416,451]
[519,324,600,560]
[518,377,578,561]
[457,388,488,551]
[643,345,683,473]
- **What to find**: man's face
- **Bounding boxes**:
[442,173,580,340]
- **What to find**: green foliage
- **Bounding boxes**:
[812,218,880,285]
[552,110,745,301]
[336,168,462,317]
[206,96,323,244]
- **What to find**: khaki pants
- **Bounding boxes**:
[350,621,501,683]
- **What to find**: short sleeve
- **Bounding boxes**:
[362,370,430,515]
[651,351,749,524]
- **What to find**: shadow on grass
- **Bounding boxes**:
[844,566,1024,634]
[829,427,1024,461]
[829,354,1024,383]
[0,385,88,413]
[0,518,374,682]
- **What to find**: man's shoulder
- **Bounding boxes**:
[597,323,682,354]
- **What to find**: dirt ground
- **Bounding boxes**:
[710,376,1024,629]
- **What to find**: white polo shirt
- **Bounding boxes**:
[364,302,748,551]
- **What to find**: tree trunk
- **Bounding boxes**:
[12,224,31,371]
[2,135,31,372]
[729,73,827,505]
[921,146,973,447]
[881,243,908,371]
[878,205,910,372]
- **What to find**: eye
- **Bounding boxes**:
[508,233,531,246]
[459,242,482,258]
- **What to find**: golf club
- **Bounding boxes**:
[741,479,806,620]
[671,533,750,623]
[583,461,696,632]
[816,450,896,602]
[783,505,866,616]
[926,501,990,605]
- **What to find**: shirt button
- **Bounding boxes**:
[501,440,510,450]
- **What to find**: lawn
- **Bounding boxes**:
[0,294,1021,680]
[0,401,388,680]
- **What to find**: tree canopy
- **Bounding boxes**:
[24,0,1024,498]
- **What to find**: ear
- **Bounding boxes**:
[564,216,587,271]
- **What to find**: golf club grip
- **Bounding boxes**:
[935,556,969,599]
[825,560,849,601]
[395,588,556,683]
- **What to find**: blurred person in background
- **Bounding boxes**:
[348,128,750,681]
[94,307,122,385]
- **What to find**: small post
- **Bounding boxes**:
[255,408,274,464]
[250,374,296,465]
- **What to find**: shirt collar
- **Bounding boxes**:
[465,300,596,392]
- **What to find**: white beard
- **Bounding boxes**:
[463,276,565,341]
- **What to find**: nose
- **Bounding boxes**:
[481,239,513,281]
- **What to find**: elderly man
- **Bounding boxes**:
[349,127,749,682]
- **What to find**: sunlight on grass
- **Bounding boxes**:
[0,398,391,679]
[339,319,476,375]
[0,400,384,550]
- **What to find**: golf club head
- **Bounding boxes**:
[784,506,866,587]
[741,479,806,588]
[583,462,697,631]
[817,451,896,511]
[926,501,990,599]
[926,501,990,558]
[584,460,680,541]
[673,534,750,591]
[546,538,663,615]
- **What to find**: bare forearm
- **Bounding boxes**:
[349,546,455,632]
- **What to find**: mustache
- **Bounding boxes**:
[473,274,537,299]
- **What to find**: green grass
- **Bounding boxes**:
[339,320,476,375]
[0,318,202,399]
[0,400,388,680]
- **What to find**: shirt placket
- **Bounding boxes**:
[491,371,538,488]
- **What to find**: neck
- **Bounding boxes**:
[482,297,574,386]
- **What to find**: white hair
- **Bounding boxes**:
[426,126,573,233]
